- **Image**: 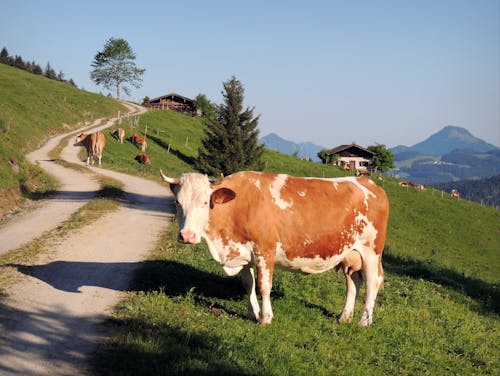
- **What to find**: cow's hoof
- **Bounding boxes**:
[338,314,353,324]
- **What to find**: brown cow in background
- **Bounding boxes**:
[130,133,147,152]
[135,153,151,165]
[74,131,106,166]
[111,128,125,143]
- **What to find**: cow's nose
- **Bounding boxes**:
[180,229,197,244]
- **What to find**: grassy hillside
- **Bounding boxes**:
[94,109,499,375]
[0,64,125,215]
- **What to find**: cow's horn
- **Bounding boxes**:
[159,169,179,184]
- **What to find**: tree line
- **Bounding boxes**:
[432,174,500,208]
[0,47,76,87]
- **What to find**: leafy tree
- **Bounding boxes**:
[194,93,216,119]
[318,149,332,164]
[90,37,145,99]
[196,76,264,176]
[367,143,395,172]
[141,96,150,106]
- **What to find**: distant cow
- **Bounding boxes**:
[111,128,125,143]
[451,189,460,199]
[74,131,106,166]
[130,133,147,152]
[161,171,389,327]
[135,153,151,165]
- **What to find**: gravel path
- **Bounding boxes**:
[0,103,173,375]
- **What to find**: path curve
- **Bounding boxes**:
[0,103,173,375]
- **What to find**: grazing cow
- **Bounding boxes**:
[111,128,125,143]
[451,189,460,199]
[74,131,106,166]
[355,170,371,177]
[135,153,151,165]
[161,171,389,327]
[130,133,147,152]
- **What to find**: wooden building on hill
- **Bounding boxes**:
[148,93,201,116]
[326,144,375,171]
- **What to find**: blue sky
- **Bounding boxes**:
[1,0,499,148]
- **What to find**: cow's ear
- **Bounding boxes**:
[210,188,236,208]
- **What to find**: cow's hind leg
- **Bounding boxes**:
[359,253,383,326]
[339,270,362,323]
[240,264,260,322]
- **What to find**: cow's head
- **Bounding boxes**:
[160,170,235,244]
[74,133,87,146]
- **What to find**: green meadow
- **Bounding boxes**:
[94,109,499,375]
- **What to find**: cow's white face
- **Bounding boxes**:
[172,173,213,244]
[166,173,236,244]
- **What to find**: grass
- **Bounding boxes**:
[92,109,500,375]
[93,227,498,375]
[0,64,125,216]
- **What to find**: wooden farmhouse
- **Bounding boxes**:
[148,93,201,116]
[326,144,375,171]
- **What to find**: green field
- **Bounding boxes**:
[93,109,499,375]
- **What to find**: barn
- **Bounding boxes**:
[148,93,201,116]
[326,144,375,171]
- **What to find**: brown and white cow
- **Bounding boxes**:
[451,189,460,199]
[111,128,125,143]
[74,131,106,166]
[161,171,389,327]
[130,133,147,152]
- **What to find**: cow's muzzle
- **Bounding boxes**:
[179,229,199,244]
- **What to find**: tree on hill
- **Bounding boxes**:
[194,93,216,119]
[196,76,264,176]
[368,144,395,172]
[0,47,9,64]
[44,62,57,80]
[90,37,145,99]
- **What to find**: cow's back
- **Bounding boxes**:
[209,172,388,267]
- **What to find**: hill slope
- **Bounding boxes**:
[0,63,125,216]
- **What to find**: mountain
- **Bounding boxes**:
[390,126,500,184]
[409,125,497,156]
[260,133,324,162]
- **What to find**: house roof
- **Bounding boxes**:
[326,144,375,156]
[149,92,194,104]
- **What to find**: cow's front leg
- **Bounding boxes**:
[256,255,274,326]
[240,264,260,322]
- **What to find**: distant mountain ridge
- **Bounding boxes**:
[259,133,324,162]
[390,125,499,184]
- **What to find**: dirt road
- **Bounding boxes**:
[0,103,173,375]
